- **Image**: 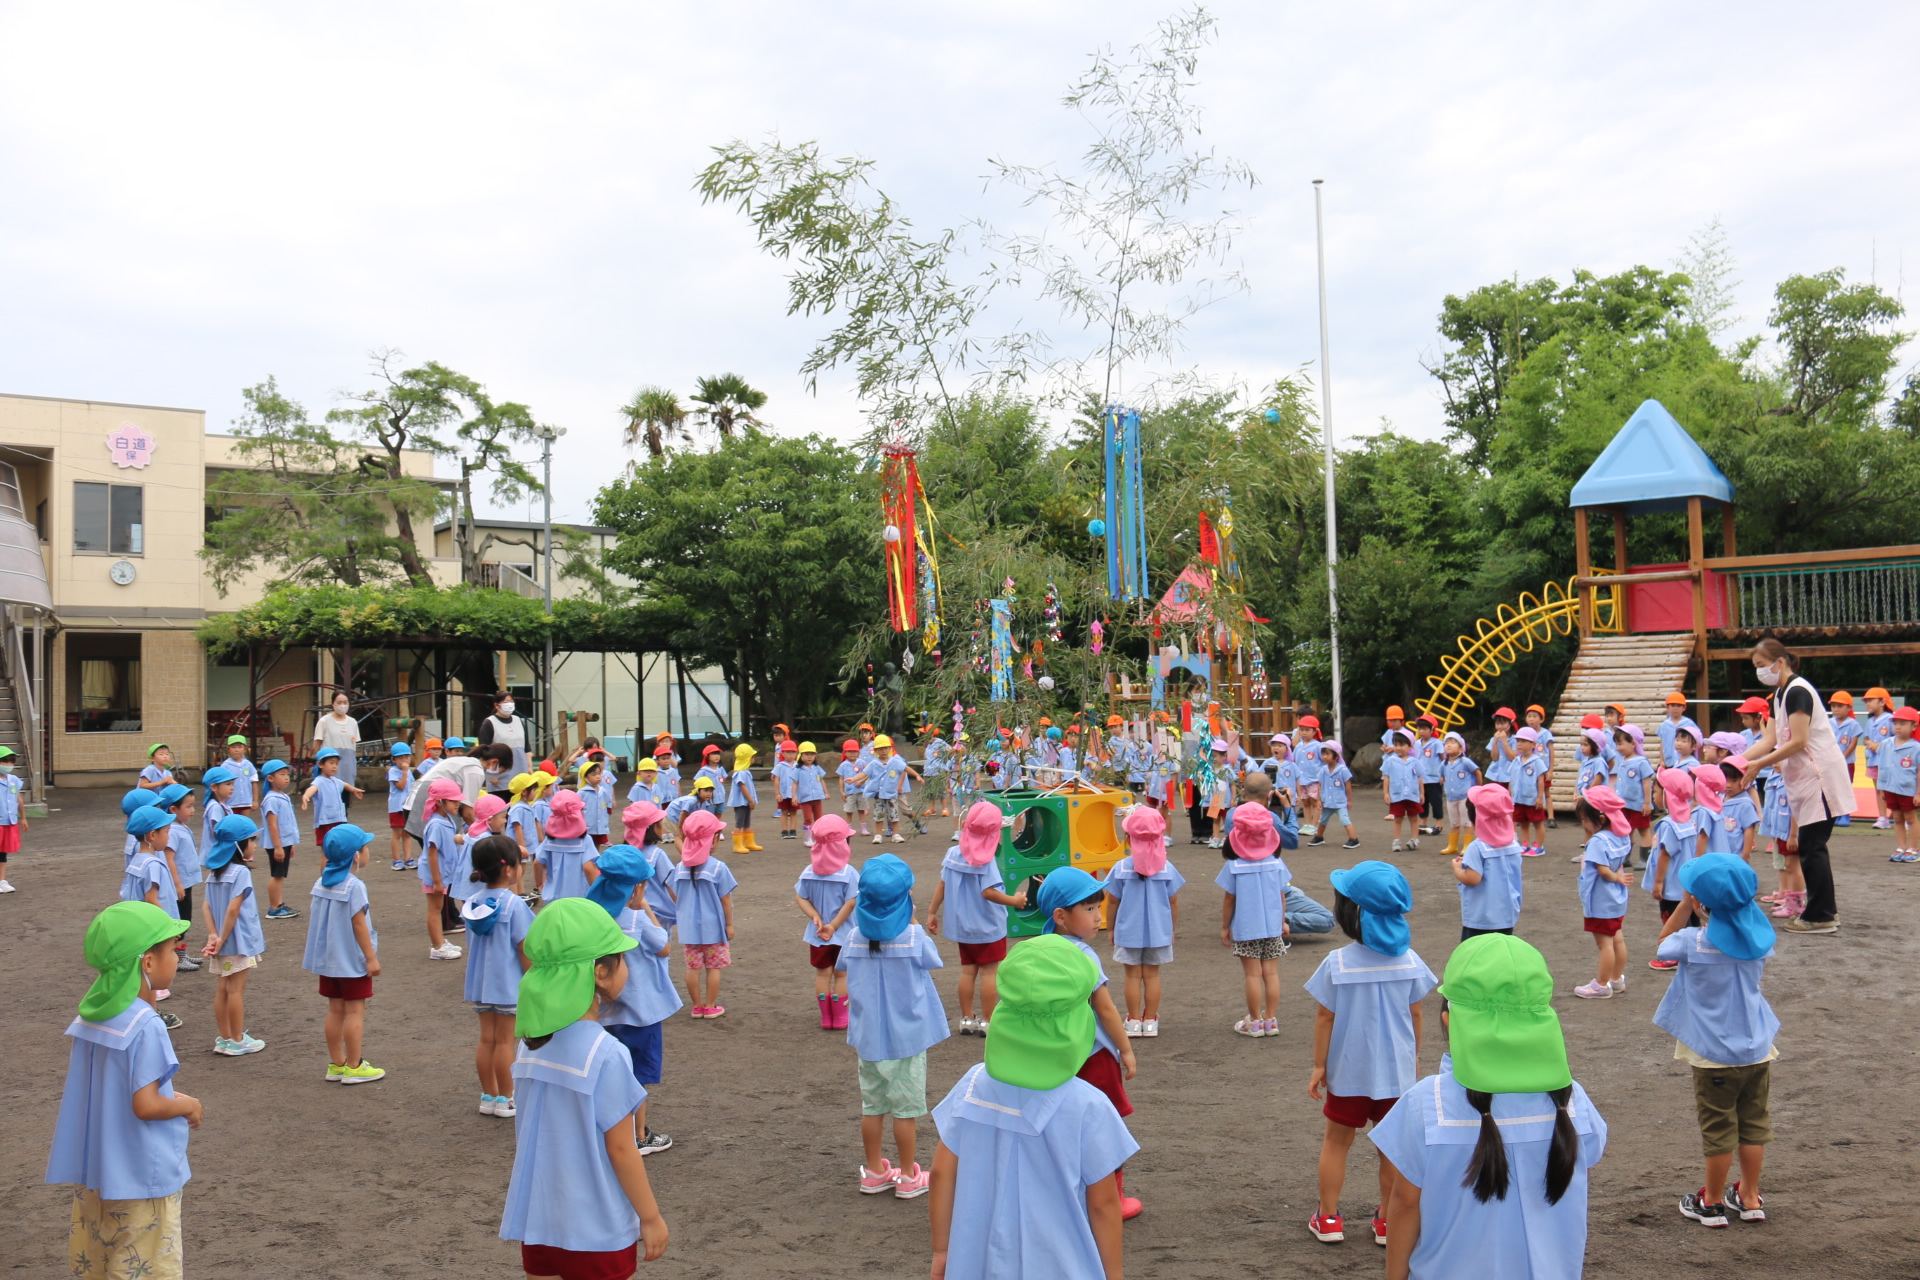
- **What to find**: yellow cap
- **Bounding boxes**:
[508,772,535,797]
[693,776,715,790]
[798,741,817,753]
[873,734,894,748]
[636,757,658,771]
[734,743,756,764]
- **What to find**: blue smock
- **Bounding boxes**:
[311,775,349,826]
[539,835,597,903]
[1579,831,1631,919]
[1653,927,1780,1066]
[796,865,861,946]
[1302,942,1438,1100]
[602,911,682,1027]
[1643,817,1698,900]
[260,790,299,849]
[836,923,949,1061]
[121,851,179,917]
[1215,857,1288,941]
[302,874,375,978]
[1103,855,1184,949]
[461,888,533,1005]
[1442,755,1481,801]
[1458,839,1524,931]
[202,863,266,957]
[666,857,738,945]
[938,850,1010,944]
[45,1003,191,1199]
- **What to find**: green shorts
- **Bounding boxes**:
[857,1051,928,1118]
[1692,1061,1773,1156]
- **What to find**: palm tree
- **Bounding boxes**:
[620,386,688,458]
[689,374,768,440]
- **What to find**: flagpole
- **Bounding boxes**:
[1313,179,1344,746]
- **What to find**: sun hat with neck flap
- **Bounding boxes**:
[1581,785,1631,835]
[1227,801,1280,860]
[544,788,587,839]
[854,853,916,942]
[1468,784,1515,846]
[679,809,725,866]
[126,805,175,840]
[957,801,1004,867]
[621,801,665,843]
[1121,804,1168,875]
[584,844,656,916]
[1678,854,1776,960]
[1440,934,1571,1094]
[1329,860,1414,956]
[203,815,259,871]
[78,901,190,1022]
[1036,866,1103,933]
[984,932,1100,1090]
[808,814,853,875]
[515,897,638,1040]
[320,824,374,886]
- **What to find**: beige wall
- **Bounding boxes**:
[51,625,205,783]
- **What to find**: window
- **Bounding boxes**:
[65,632,142,732]
[73,482,143,554]
[0,463,23,519]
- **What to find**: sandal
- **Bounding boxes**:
[1233,1017,1264,1037]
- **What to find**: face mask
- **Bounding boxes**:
[0,763,15,774]
[499,702,515,717]
[1755,664,1783,687]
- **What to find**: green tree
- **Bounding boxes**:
[620,386,688,458]
[688,374,768,440]
[592,431,880,728]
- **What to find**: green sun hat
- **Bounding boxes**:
[1438,933,1571,1095]
[983,933,1099,1090]
[514,898,638,1040]
[79,901,189,1022]
[226,734,248,746]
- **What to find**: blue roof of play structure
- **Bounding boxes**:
[1568,399,1734,514]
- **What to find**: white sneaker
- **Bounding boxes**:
[1142,1018,1160,1037]
[0,878,15,892]
[1407,838,1420,850]
[891,833,906,843]
[1608,977,1627,994]
[493,1095,516,1118]
[429,942,463,960]
[1124,1018,1144,1038]
[1391,839,1403,852]
[958,1015,977,1035]
[871,834,884,844]
[479,1094,497,1115]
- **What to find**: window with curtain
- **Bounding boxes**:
[65,633,142,732]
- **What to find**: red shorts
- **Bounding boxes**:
[957,938,1008,966]
[388,811,407,829]
[1388,800,1423,818]
[1513,804,1548,824]
[1076,1049,1133,1118]
[798,799,823,822]
[520,1242,637,1280]
[777,798,798,814]
[592,834,609,848]
[0,823,19,855]
[1583,915,1624,936]
[809,943,842,969]
[314,822,340,849]
[317,974,373,1000]
[1322,1092,1396,1129]
[1882,791,1917,812]
[1624,809,1651,831]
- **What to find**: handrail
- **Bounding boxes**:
[1704,544,1920,571]
[1414,579,1620,732]
[6,610,38,802]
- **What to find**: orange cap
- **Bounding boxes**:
[425,738,443,749]
[1384,705,1404,720]
[1866,687,1892,701]
[1106,715,1123,726]
[1664,692,1688,705]
[1526,704,1546,717]
[1605,703,1626,717]
[1829,690,1854,704]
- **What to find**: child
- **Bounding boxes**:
[662,775,722,848]
[301,824,384,1083]
[120,787,155,864]
[1672,726,1702,771]
[1315,743,1360,849]
[198,766,236,868]
[537,789,596,903]
[792,741,828,846]
[1572,788,1634,998]
[588,843,681,1155]
[1414,715,1445,836]
[1646,769,1707,970]
[837,739,869,835]
[442,736,466,756]
[1510,728,1550,856]
[854,734,921,845]
[121,806,184,1027]
[667,810,737,1017]
[1659,693,1702,769]
[926,801,1028,1033]
[1366,935,1607,1275]
[653,739,683,802]
[1736,697,1772,802]
[138,742,174,790]
[578,758,611,849]
[1612,726,1657,867]
[1576,729,1610,801]
[1038,864,1144,1219]
[505,772,543,866]
[1380,730,1423,852]
[157,785,202,973]
[1379,707,1407,817]
[1828,691,1862,826]
[1439,732,1481,856]
[1759,761,1804,917]
[498,899,670,1272]
[221,735,259,814]
[1864,687,1896,829]
[836,853,948,1199]
[772,738,799,841]
[728,743,762,852]
[1878,706,1919,860]
[1218,800,1291,1037]
[927,935,1137,1280]
[301,748,364,852]
[422,737,444,764]
[795,814,860,1029]
[1292,716,1325,840]
[1525,704,1556,827]
[1303,861,1436,1247]
[46,901,203,1280]
[619,803,679,935]
[201,815,267,1056]
[1484,707,1518,789]
[1654,855,1781,1228]
[1451,784,1524,940]
[0,743,24,892]
[626,755,659,807]
[1699,764,1751,862]
[462,833,533,1118]
[1104,805,1184,1037]
[386,742,414,871]
[921,728,952,818]
[693,743,728,794]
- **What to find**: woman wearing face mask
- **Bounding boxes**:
[1739,639,1854,935]
[313,691,363,794]
[477,691,531,780]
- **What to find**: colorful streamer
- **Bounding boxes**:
[880,444,921,631]
[989,598,1013,702]
[1104,405,1148,600]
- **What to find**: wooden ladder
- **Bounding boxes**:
[1547,633,1696,806]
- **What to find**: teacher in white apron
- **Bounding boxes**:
[475,690,531,780]
[1739,638,1853,934]
[312,690,362,793]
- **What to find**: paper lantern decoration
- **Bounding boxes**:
[1088,518,1106,537]
[884,524,901,543]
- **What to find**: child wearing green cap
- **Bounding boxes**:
[929,933,1137,1280]
[46,901,204,1280]
[222,734,259,815]
[138,742,174,790]
[0,744,23,892]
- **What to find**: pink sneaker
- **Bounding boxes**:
[859,1159,899,1194]
[894,1162,930,1199]
[1573,980,1613,999]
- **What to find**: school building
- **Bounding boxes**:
[0,390,732,794]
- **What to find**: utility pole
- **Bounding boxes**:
[536,424,565,759]
[1313,179,1344,746]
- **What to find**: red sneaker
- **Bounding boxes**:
[1372,1211,1388,1245]
[1120,1195,1143,1220]
[1308,1212,1344,1243]
[1648,958,1679,971]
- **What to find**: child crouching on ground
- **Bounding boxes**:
[1104,804,1183,1037]
[46,901,203,1280]
[1303,861,1436,1247]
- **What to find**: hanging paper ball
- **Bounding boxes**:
[1263,408,1281,423]
[1038,675,1055,691]
[1087,519,1106,538]
[883,524,901,543]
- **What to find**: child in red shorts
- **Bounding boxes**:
[925,802,1029,1034]
[0,744,25,892]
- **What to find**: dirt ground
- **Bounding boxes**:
[7,787,1920,1279]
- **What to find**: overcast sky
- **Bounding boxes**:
[2,1,1914,523]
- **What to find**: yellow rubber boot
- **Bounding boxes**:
[747,829,766,851]
[731,830,746,854]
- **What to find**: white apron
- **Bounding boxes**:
[486,714,530,779]
[1773,674,1855,826]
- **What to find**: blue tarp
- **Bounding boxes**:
[1568,399,1734,514]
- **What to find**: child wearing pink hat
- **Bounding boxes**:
[1706,760,1759,863]
[1451,784,1524,941]
[925,802,1029,1034]
[421,778,468,960]
[1645,769,1708,972]
[794,814,859,1029]
[667,810,737,1018]
[1103,805,1185,1038]
[1611,724,1657,868]
[1216,801,1290,1037]
[536,790,597,903]
[1573,786,1635,998]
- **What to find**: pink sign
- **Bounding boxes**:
[108,426,155,469]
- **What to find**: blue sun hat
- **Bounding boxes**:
[202,765,236,788]
[585,844,656,917]
[126,806,176,838]
[1329,860,1414,957]
[854,854,915,942]
[203,815,259,871]
[1679,853,1776,960]
[314,747,340,763]
[261,758,290,779]
[154,784,191,811]
[1037,866,1103,934]
[390,741,413,757]
[320,824,374,886]
[121,788,160,817]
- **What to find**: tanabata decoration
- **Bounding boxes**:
[1249,643,1269,701]
[1103,405,1148,600]
[880,444,921,631]
[919,549,940,653]
[1088,518,1106,538]
[1090,618,1104,655]
[989,598,1014,702]
[1044,580,1063,642]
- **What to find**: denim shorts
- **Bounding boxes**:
[471,1001,517,1015]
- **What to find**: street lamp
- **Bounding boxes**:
[1312,179,1344,745]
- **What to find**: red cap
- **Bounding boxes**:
[1579,713,1604,729]
[1494,707,1516,722]
[1299,715,1321,729]
[702,744,721,758]
[842,739,860,753]
[1895,706,1920,723]
[653,742,674,756]
[1737,697,1769,714]
[1417,713,1440,728]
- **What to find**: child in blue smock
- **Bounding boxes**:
[618,804,678,932]
[626,759,659,807]
[1440,732,1481,857]
[259,760,303,918]
[139,743,175,790]
[120,806,185,1027]
[499,900,668,1273]
[795,814,860,1029]
[537,789,596,904]
[1576,729,1610,800]
[302,824,384,1084]
[1381,731,1423,852]
[47,901,203,1279]
[928,935,1138,1280]
[1695,764,1746,859]
[588,844,682,1156]
[1879,708,1920,860]
[462,834,534,1118]
[928,802,1030,1034]
[1757,761,1801,914]
[1291,719,1326,838]
[1573,789,1635,999]
[1304,861,1437,1247]
[1510,730,1551,856]
[1646,770,1707,960]
[152,785,200,971]
[1315,743,1359,848]
[578,759,611,848]
[301,747,363,847]
[772,740,799,841]
[419,778,467,961]
[662,778,722,848]
[1612,726,1657,866]
[1105,804,1184,1037]
[119,787,151,865]
[837,741,869,834]
[507,773,543,867]
[666,810,737,1017]
[1865,690,1896,829]
[853,735,920,845]
[1525,706,1556,823]
[385,743,414,871]
[1414,718,1445,836]
[200,816,267,1057]
[1451,784,1524,940]
[1368,935,1607,1278]
[221,736,259,814]
[1218,801,1291,1038]
[198,767,236,867]
[792,742,829,845]
[837,853,948,1199]
[1658,696,1703,768]
[1485,708,1518,786]
[1654,855,1781,1228]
